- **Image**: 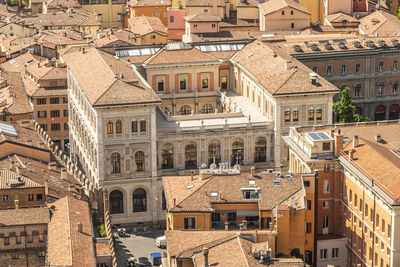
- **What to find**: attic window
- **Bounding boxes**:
[242,188,259,199]
[210,191,218,197]
[248,179,256,185]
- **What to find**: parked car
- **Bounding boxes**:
[156,235,167,248]
[126,257,136,267]
[137,257,151,266]
[151,252,162,266]
[118,228,128,237]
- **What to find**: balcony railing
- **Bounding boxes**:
[211,220,259,230]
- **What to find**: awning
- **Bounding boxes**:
[236,209,259,216]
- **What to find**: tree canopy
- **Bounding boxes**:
[333,87,370,123]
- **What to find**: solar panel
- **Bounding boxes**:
[306,132,332,141]
[0,123,18,137]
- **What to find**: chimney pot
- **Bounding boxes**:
[173,198,176,207]
[77,222,83,233]
[375,134,381,142]
[353,135,359,148]
[349,149,355,160]
[202,247,209,267]
[191,170,194,180]
[334,132,344,157]
[251,167,255,177]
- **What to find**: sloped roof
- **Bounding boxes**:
[0,207,49,226]
[0,169,43,189]
[46,0,81,8]
[62,47,160,106]
[163,171,303,212]
[0,71,32,115]
[26,10,101,27]
[184,13,222,22]
[326,12,359,24]
[127,0,171,7]
[128,16,167,36]
[259,0,310,15]
[186,0,225,7]
[231,40,339,95]
[359,10,400,35]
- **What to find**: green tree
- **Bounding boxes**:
[333,87,370,123]
[396,6,400,19]
[98,224,106,237]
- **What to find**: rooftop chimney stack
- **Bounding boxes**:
[14,199,19,209]
[191,170,194,180]
[349,149,355,160]
[375,134,382,142]
[251,167,255,177]
[173,198,176,207]
[202,248,209,267]
[353,135,359,148]
[334,132,344,157]
[77,223,83,233]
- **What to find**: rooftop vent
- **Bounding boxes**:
[311,44,320,51]
[339,43,347,49]
[273,178,281,185]
[391,39,399,46]
[325,43,333,50]
[285,174,292,181]
[293,45,302,52]
[366,41,375,48]
[353,41,362,48]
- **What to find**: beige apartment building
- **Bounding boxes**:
[63,39,339,226]
[285,121,400,267]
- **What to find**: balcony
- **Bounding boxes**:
[211,220,260,230]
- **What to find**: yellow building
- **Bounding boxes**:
[78,0,126,28]
[163,167,317,265]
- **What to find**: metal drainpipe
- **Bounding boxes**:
[313,169,319,267]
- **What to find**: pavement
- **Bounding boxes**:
[115,229,167,267]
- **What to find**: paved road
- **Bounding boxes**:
[115,230,167,267]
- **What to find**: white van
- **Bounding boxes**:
[156,235,167,248]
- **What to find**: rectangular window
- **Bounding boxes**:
[349,189,353,203]
[376,214,380,228]
[378,61,384,72]
[303,180,310,187]
[382,219,385,234]
[63,97,68,103]
[355,194,358,208]
[323,201,329,208]
[50,110,60,117]
[242,189,259,199]
[355,63,361,74]
[37,194,43,200]
[50,81,57,87]
[332,248,339,258]
[323,216,329,228]
[284,110,291,122]
[4,237,9,245]
[202,78,209,89]
[117,13,122,22]
[64,123,68,130]
[184,217,196,229]
[323,180,330,193]
[322,142,330,151]
[16,236,21,244]
[292,109,298,121]
[194,24,198,29]
[393,60,398,70]
[157,80,164,92]
[28,194,34,201]
[316,107,322,120]
[63,109,68,117]
[308,108,314,121]
[365,204,368,218]
[170,16,174,23]
[37,98,46,105]
[212,24,216,28]
[140,119,146,132]
[291,23,294,28]
[320,249,327,259]
[37,111,47,118]
[50,97,59,104]
[51,123,60,131]
[341,64,347,74]
[306,199,312,210]
[179,77,187,91]
[27,235,33,243]
[131,120,138,132]
[2,195,8,202]
[306,222,312,233]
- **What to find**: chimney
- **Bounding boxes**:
[254,230,258,243]
[212,0,217,16]
[330,129,335,137]
[191,170,194,180]
[352,135,359,148]
[349,149,355,160]
[173,198,176,207]
[251,167,255,177]
[285,59,293,70]
[202,248,209,267]
[77,223,83,233]
[272,51,277,58]
[375,134,381,142]
[14,199,19,209]
[334,132,344,157]
[219,191,222,200]
[280,164,283,174]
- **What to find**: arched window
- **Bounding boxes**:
[109,190,123,214]
[389,104,399,120]
[116,119,122,133]
[375,105,386,121]
[132,188,147,212]
[231,139,244,164]
[377,83,385,96]
[111,152,121,173]
[162,190,166,210]
[255,137,266,162]
[326,66,332,75]
[161,144,173,169]
[355,63,361,74]
[107,120,113,134]
[201,104,214,114]
[185,143,197,169]
[393,83,398,94]
[135,151,145,172]
[179,105,192,115]
[208,141,221,165]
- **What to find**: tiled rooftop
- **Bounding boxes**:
[0,206,49,226]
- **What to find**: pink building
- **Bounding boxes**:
[324,0,352,15]
[168,9,187,40]
[182,13,222,42]
[259,0,311,31]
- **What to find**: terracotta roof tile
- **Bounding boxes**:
[63,47,160,106]
[0,71,32,115]
[46,0,81,8]
[128,16,167,36]
[232,40,339,95]
[144,46,219,65]
[359,10,400,35]
[0,207,49,225]
[326,12,359,24]
[127,0,171,7]
[26,10,101,28]
[184,13,222,22]
[186,0,225,7]
[0,169,43,189]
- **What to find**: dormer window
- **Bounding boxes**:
[242,188,259,199]
[248,179,256,185]
[210,191,218,197]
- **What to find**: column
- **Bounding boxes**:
[150,108,157,177]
